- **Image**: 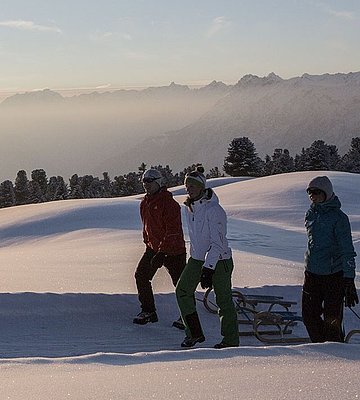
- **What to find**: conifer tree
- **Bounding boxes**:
[340,137,360,173]
[31,169,48,199]
[223,137,263,176]
[295,140,340,171]
[208,167,222,178]
[0,180,15,208]
[69,174,83,199]
[265,149,295,175]
[14,170,30,205]
[101,172,112,197]
[46,176,68,201]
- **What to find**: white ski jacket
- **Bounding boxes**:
[184,188,232,270]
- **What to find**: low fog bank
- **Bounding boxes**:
[0,88,224,182]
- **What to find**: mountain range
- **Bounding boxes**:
[110,71,360,173]
[1,71,360,181]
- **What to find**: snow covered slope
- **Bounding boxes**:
[0,171,359,399]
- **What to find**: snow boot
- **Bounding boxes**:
[181,335,205,348]
[180,311,205,347]
[133,311,158,325]
[172,316,185,330]
[214,341,239,349]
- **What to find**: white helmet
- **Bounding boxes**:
[142,169,164,187]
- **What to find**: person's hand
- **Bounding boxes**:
[200,267,215,289]
[344,278,359,308]
[150,251,166,269]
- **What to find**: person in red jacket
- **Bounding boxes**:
[133,169,186,327]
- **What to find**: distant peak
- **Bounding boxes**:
[1,89,64,106]
[199,80,229,92]
[235,73,283,88]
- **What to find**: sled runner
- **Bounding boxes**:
[345,329,360,343]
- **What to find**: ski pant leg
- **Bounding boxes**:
[134,247,158,313]
[212,258,239,346]
[164,252,187,287]
[323,271,344,342]
[302,271,326,343]
[302,270,344,343]
[175,258,203,338]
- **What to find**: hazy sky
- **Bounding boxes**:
[0,0,359,94]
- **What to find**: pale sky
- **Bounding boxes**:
[0,0,359,94]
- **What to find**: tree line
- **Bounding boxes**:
[0,137,359,209]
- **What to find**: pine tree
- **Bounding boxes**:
[339,137,360,173]
[46,176,68,201]
[265,149,295,175]
[31,169,48,200]
[138,163,147,176]
[14,170,30,205]
[69,174,83,199]
[123,172,143,195]
[112,175,127,196]
[0,180,15,208]
[101,172,112,197]
[295,140,340,171]
[208,167,222,178]
[223,137,263,176]
[28,180,44,203]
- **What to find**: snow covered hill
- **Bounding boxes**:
[0,171,359,399]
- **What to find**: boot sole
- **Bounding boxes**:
[181,335,205,348]
[133,317,158,325]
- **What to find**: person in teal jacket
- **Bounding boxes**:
[302,175,358,342]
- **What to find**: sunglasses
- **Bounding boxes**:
[307,188,323,196]
[142,177,159,184]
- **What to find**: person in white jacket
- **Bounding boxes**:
[176,165,239,348]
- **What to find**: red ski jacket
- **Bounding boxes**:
[140,187,185,255]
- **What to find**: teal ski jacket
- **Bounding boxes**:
[304,195,357,278]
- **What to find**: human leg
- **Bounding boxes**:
[175,258,204,341]
[302,272,325,343]
[212,258,239,347]
[134,247,159,313]
[323,272,344,342]
[164,252,187,329]
[164,252,187,286]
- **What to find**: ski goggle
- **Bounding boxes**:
[142,177,159,183]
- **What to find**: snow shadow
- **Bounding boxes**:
[0,290,358,362]
[227,218,307,263]
[0,202,141,246]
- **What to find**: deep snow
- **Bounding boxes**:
[0,171,359,399]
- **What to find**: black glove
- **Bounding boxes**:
[150,251,166,269]
[200,267,215,289]
[344,278,359,308]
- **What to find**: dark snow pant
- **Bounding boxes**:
[302,270,344,343]
[176,257,239,346]
[135,247,186,313]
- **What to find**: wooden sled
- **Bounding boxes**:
[202,288,310,343]
[253,311,310,344]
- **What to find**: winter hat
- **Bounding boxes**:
[307,176,334,201]
[185,164,206,189]
[142,169,164,187]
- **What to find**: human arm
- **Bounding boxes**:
[335,213,358,307]
[203,205,229,270]
[158,195,185,255]
[335,213,357,279]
